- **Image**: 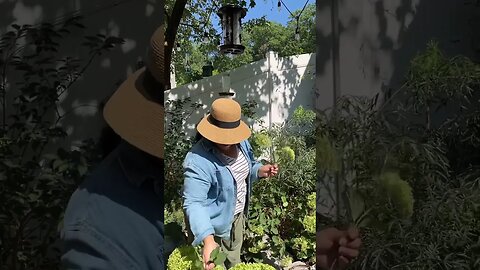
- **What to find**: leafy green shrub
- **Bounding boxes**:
[244,106,316,265]
[0,18,124,269]
[164,97,202,208]
[317,41,480,269]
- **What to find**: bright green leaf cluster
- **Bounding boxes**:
[307,193,316,210]
[291,236,315,259]
[292,105,316,124]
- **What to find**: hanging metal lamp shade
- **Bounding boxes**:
[217,4,247,55]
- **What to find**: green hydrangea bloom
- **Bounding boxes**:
[247,240,266,254]
[249,224,265,235]
[307,193,316,210]
[229,262,276,270]
[167,246,198,270]
[292,236,309,250]
[316,135,339,172]
[276,146,295,163]
[379,172,415,219]
[303,214,316,234]
[280,256,293,267]
[167,245,223,270]
[252,133,272,149]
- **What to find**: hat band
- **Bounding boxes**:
[208,115,240,129]
[143,68,164,104]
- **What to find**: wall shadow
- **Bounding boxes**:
[1,0,163,151]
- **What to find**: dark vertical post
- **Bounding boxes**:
[331,0,343,222]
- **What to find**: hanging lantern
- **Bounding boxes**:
[202,61,214,77]
[217,4,247,55]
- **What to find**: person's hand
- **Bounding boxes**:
[317,227,362,270]
[203,235,219,270]
[258,164,279,178]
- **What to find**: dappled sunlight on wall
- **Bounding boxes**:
[1,0,162,149]
[165,51,315,136]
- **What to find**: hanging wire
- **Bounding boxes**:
[278,0,311,41]
[279,0,295,17]
[178,1,218,43]
[278,0,310,19]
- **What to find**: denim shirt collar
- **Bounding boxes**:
[117,140,163,195]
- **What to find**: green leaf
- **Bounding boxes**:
[210,247,219,259]
[259,213,266,225]
[213,251,226,266]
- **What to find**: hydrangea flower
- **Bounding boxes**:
[379,172,415,219]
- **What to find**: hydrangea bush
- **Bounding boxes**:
[167,246,276,270]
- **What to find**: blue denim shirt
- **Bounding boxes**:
[182,138,263,246]
[60,141,164,270]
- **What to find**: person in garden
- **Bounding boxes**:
[60,26,165,269]
[182,97,279,269]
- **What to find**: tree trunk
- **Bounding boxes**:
[164,0,188,91]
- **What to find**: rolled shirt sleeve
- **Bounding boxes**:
[182,163,215,246]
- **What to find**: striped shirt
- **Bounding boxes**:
[220,146,249,215]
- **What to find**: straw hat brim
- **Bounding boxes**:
[197,114,251,145]
[103,67,164,158]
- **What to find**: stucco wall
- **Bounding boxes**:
[316,0,480,111]
[164,51,316,136]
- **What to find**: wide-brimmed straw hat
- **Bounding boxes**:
[197,98,251,145]
[103,25,165,158]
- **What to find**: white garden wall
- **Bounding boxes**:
[164,51,316,136]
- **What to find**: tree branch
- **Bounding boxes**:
[165,0,188,90]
